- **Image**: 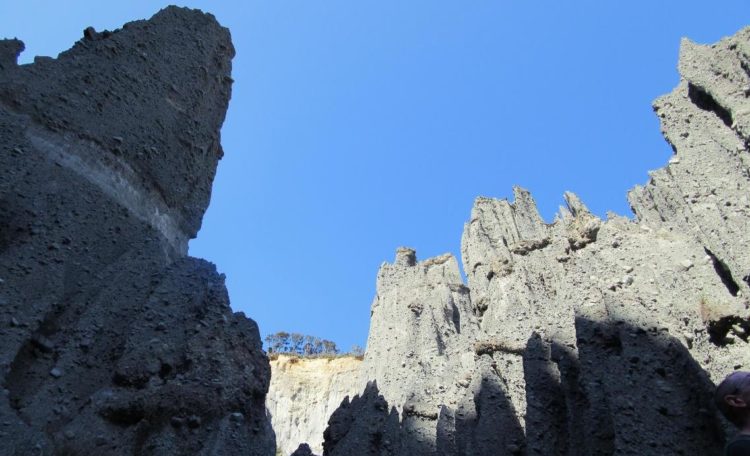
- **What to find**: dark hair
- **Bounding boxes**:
[715,371,750,427]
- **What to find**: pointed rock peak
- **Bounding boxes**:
[512,185,532,202]
[676,35,718,74]
[474,195,511,209]
[395,247,417,267]
[0,39,24,70]
[0,7,234,243]
[563,191,590,217]
[363,379,380,395]
[511,185,547,236]
[291,443,317,456]
[679,37,699,57]
[556,204,572,222]
[512,186,541,213]
[676,34,727,74]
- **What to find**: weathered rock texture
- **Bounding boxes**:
[317,27,750,455]
[0,7,274,455]
[268,355,363,455]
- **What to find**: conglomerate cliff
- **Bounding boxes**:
[0,8,273,455]
[282,26,750,456]
[268,355,363,455]
[4,7,749,455]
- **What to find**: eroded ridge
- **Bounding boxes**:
[0,7,274,455]
[282,27,750,456]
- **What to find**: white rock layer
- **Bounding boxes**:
[268,355,364,455]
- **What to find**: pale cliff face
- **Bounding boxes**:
[268,355,364,455]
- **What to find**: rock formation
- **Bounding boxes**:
[268,355,363,455]
[311,27,750,455]
[0,7,274,455]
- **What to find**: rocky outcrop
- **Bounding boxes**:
[360,248,479,451]
[268,355,363,455]
[318,27,750,455]
[0,7,273,455]
[290,443,316,456]
[322,381,410,456]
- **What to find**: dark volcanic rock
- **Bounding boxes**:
[322,382,410,456]
[0,7,274,456]
[290,443,317,456]
[0,6,233,252]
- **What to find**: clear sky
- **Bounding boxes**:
[2,2,749,352]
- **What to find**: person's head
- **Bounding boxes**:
[715,371,750,428]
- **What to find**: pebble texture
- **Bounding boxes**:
[316,27,750,455]
[0,7,274,455]
[361,248,480,451]
[268,355,363,455]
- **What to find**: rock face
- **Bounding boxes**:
[361,249,480,450]
[0,7,274,455]
[318,27,750,455]
[268,355,363,455]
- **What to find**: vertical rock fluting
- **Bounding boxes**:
[359,248,480,453]
[318,27,750,455]
[0,7,274,455]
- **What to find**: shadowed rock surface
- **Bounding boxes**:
[322,382,425,456]
[0,7,273,455]
[290,443,316,456]
[304,26,750,456]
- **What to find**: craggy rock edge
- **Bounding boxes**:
[307,26,750,456]
[0,7,274,455]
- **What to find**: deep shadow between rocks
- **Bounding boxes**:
[524,317,724,455]
[320,381,433,456]
[318,365,526,456]
[316,316,724,455]
[451,355,526,456]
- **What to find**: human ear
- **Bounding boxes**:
[725,395,748,408]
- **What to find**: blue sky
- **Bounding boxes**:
[2,2,749,352]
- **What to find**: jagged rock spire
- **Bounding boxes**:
[0,7,273,455]
[301,26,750,456]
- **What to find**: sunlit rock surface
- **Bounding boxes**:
[268,355,363,455]
[308,26,750,456]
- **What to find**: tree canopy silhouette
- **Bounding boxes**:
[265,332,340,356]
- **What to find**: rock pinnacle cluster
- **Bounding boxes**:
[2,6,749,456]
[281,26,750,456]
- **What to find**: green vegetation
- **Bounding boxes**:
[264,331,339,356]
[264,331,365,360]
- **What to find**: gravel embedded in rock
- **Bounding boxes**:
[0,6,273,455]
[311,26,750,456]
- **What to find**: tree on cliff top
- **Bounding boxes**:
[264,331,340,356]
